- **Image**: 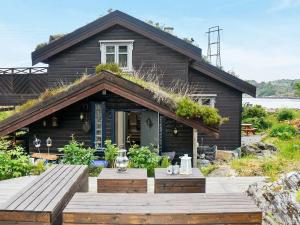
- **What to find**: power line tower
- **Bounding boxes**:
[206,26,222,68]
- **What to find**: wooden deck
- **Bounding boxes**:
[63,193,262,224]
[0,165,88,225]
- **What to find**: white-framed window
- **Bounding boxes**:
[99,40,134,71]
[189,94,217,108]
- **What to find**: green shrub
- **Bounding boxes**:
[128,145,160,176]
[243,117,272,131]
[242,104,267,120]
[31,160,46,175]
[176,97,223,126]
[104,140,119,168]
[60,137,97,165]
[89,166,103,177]
[270,124,297,140]
[296,189,300,203]
[0,139,34,180]
[276,109,296,121]
[200,164,219,176]
[160,156,171,168]
[95,63,122,74]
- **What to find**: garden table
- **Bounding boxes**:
[97,168,147,193]
[154,168,206,193]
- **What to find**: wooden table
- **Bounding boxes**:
[63,193,262,225]
[97,168,147,193]
[31,153,59,161]
[242,123,257,136]
[154,168,206,193]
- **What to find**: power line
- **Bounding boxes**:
[206,26,222,68]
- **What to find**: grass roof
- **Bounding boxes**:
[0,64,227,127]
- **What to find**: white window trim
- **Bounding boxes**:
[99,40,134,72]
[189,94,217,108]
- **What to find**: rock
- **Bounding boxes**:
[241,142,278,157]
[197,159,210,168]
[247,172,300,225]
[215,150,237,161]
[207,165,237,177]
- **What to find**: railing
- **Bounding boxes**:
[0,67,48,75]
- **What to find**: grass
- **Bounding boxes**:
[200,164,219,176]
[296,189,300,203]
[0,64,225,127]
[232,109,300,181]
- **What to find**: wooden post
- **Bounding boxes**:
[193,128,198,167]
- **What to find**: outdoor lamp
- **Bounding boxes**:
[80,112,84,121]
[173,127,178,136]
[46,137,52,147]
[51,116,58,127]
[42,120,47,127]
[33,137,41,154]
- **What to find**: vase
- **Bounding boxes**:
[115,149,129,172]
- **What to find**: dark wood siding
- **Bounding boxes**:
[189,68,242,150]
[47,25,189,87]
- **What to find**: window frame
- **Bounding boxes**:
[99,40,134,72]
[189,94,217,108]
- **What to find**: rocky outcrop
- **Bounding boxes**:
[241,142,278,157]
[247,172,300,225]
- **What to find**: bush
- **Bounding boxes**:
[95,63,122,74]
[242,104,267,120]
[88,166,103,177]
[277,109,296,121]
[128,145,160,176]
[0,139,34,180]
[296,189,300,203]
[60,137,97,165]
[176,97,224,126]
[270,124,297,140]
[160,156,171,168]
[104,140,119,168]
[243,117,272,131]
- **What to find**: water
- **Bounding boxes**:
[243,97,300,109]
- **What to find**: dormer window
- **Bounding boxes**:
[189,94,217,108]
[99,40,134,71]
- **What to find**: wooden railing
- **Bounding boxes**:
[0,67,48,75]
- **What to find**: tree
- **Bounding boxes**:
[294,82,300,96]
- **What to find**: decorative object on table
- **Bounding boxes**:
[115,149,129,172]
[46,137,52,155]
[173,164,180,174]
[179,154,192,175]
[167,165,173,175]
[33,136,41,154]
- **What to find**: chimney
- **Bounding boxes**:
[164,27,174,34]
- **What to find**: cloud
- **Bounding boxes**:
[268,0,300,12]
[222,44,300,81]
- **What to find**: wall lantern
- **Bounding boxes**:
[42,120,47,127]
[173,127,178,136]
[52,116,58,127]
[80,112,84,121]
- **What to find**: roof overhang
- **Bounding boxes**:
[0,71,219,138]
[190,61,256,97]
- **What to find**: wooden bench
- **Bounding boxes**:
[0,164,88,225]
[63,193,262,225]
[154,168,206,193]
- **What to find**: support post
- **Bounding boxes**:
[193,128,198,167]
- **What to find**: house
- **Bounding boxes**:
[0,10,255,165]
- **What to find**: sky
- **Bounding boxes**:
[0,0,299,82]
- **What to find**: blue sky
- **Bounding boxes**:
[0,0,299,81]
